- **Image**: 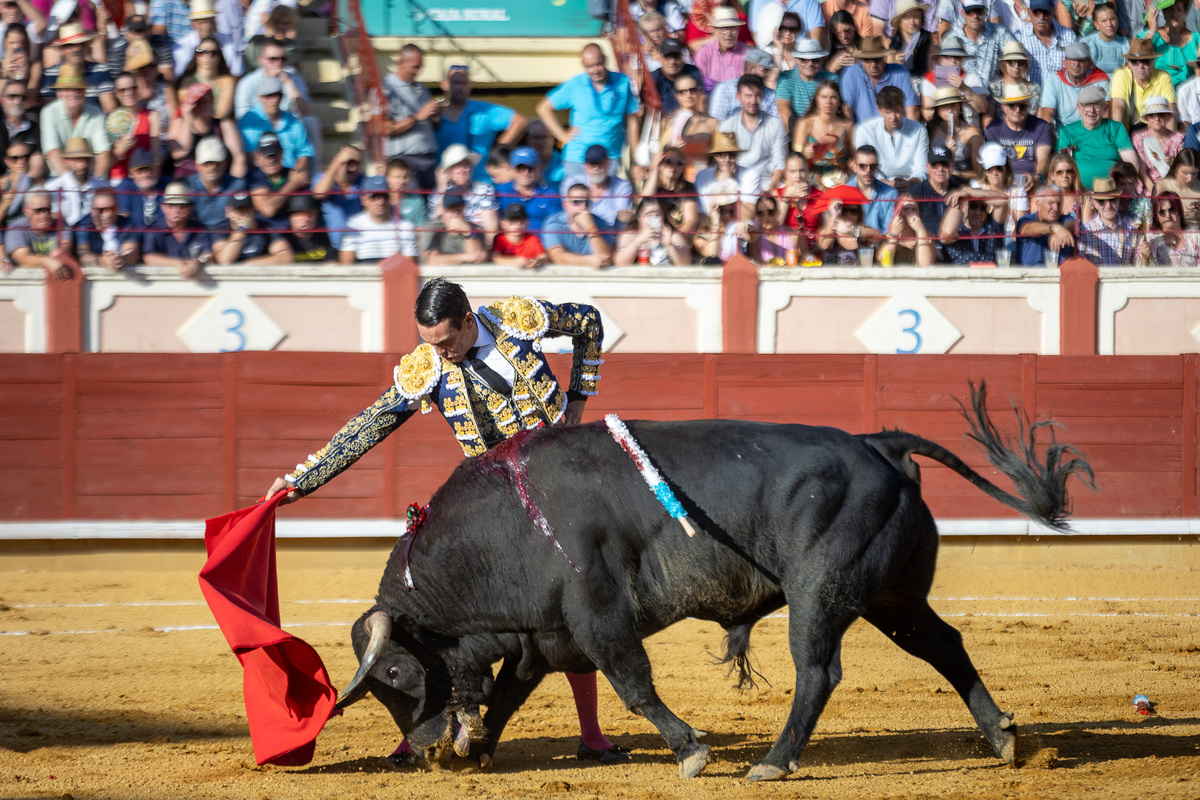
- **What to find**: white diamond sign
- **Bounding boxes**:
[855,294,961,354]
[178,295,285,353]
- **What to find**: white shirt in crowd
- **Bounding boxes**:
[853,116,930,182]
[695,165,762,215]
[340,211,419,260]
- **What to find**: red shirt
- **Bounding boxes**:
[492,233,546,259]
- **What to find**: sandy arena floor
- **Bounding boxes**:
[1,542,1199,800]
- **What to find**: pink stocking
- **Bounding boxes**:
[566,671,614,751]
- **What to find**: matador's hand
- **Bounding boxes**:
[265,475,303,505]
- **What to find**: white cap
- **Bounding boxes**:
[979,141,1007,170]
[195,135,228,164]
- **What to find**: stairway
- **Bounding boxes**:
[294,11,359,163]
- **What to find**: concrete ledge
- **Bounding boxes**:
[2,518,1198,541]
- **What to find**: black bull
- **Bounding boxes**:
[335,384,1093,781]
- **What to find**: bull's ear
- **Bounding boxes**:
[337,610,393,709]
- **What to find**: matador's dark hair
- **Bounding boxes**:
[415,278,472,329]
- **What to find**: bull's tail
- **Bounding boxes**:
[859,381,1095,531]
[712,621,770,690]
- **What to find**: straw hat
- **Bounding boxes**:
[1126,37,1160,60]
[124,39,154,71]
[999,40,1029,61]
[52,63,86,90]
[1144,95,1173,115]
[1000,82,1032,104]
[707,131,743,154]
[853,35,889,59]
[710,7,746,27]
[189,0,216,19]
[938,34,968,58]
[62,137,93,158]
[1091,177,1120,199]
[890,0,930,30]
[933,86,963,107]
[53,22,94,46]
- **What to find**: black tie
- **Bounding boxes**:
[464,347,512,396]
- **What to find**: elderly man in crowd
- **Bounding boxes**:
[39,64,111,178]
[909,144,966,238]
[1013,0,1077,84]
[853,85,928,191]
[379,43,439,188]
[142,182,214,280]
[775,38,838,131]
[840,35,920,122]
[1057,84,1138,192]
[1110,37,1178,129]
[952,0,1014,90]
[1039,41,1110,129]
[45,137,106,225]
[74,187,141,271]
[693,7,749,91]
[718,73,787,186]
[6,191,68,280]
[537,44,640,178]
[576,144,633,231]
[709,47,779,120]
[185,136,248,228]
[234,40,317,154]
[984,83,1053,190]
[1078,177,1148,265]
[1016,186,1076,266]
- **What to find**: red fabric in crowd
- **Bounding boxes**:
[199,491,341,766]
[492,232,547,258]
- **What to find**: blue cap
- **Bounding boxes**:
[363,175,388,193]
[1029,0,1055,12]
[509,146,541,169]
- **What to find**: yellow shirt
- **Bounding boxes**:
[1109,67,1177,126]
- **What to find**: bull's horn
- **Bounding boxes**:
[335,610,393,710]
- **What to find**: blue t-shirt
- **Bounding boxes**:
[310,172,362,249]
[546,71,640,163]
[185,174,248,228]
[435,100,517,183]
[847,176,898,233]
[493,182,562,233]
[839,63,919,124]
[540,211,617,256]
[114,176,169,229]
[1016,213,1075,266]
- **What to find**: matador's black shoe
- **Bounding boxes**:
[576,741,631,764]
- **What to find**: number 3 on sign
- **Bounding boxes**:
[220,308,247,352]
[896,308,922,354]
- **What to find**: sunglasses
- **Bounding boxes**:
[1095,197,1118,205]
[756,207,776,215]
[566,198,589,205]
[263,55,284,62]
[5,152,28,160]
[2,93,22,100]
[196,48,215,54]
[1053,168,1075,175]
[779,24,801,31]
[27,206,50,213]
[856,162,878,170]
[367,193,388,200]
[662,159,685,167]
[676,86,699,94]
[1158,206,1180,215]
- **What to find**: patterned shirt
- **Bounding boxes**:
[775,70,839,118]
[1014,22,1077,85]
[953,21,1015,88]
[1078,215,1141,265]
[709,78,780,120]
[1079,32,1131,77]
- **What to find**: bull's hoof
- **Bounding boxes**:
[677,744,712,779]
[746,761,789,781]
[479,753,493,771]
[993,712,1019,766]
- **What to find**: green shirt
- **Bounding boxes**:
[1057,119,1133,191]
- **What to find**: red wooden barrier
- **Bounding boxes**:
[2,352,1197,523]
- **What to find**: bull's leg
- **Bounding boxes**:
[747,598,857,781]
[568,610,710,777]
[863,599,1017,765]
[473,658,547,766]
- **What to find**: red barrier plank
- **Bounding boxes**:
[75,493,223,519]
[76,438,224,469]
[75,408,222,440]
[1038,356,1182,386]
[0,411,63,440]
[1036,388,1183,418]
[76,467,222,496]
[717,354,867,384]
[72,353,224,382]
[0,355,63,383]
[719,384,864,418]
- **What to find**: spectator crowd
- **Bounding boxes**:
[5,0,1200,278]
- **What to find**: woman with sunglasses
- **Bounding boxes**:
[176,36,236,122]
[614,197,692,265]
[659,74,716,180]
[0,141,33,225]
[885,0,933,78]
[1132,96,1183,187]
[747,194,806,264]
[1145,191,1200,265]
[108,70,160,183]
[926,86,982,183]
[1045,152,1084,221]
[970,142,1029,246]
[989,42,1041,114]
[166,83,245,179]
[641,145,700,232]
[764,12,804,79]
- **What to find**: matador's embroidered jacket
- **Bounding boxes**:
[285,296,604,496]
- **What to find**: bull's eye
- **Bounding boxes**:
[387,666,400,680]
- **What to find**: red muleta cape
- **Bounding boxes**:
[199,491,341,766]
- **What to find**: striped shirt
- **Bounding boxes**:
[148,0,193,40]
[775,70,839,118]
[953,21,1015,87]
[1078,215,1140,265]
